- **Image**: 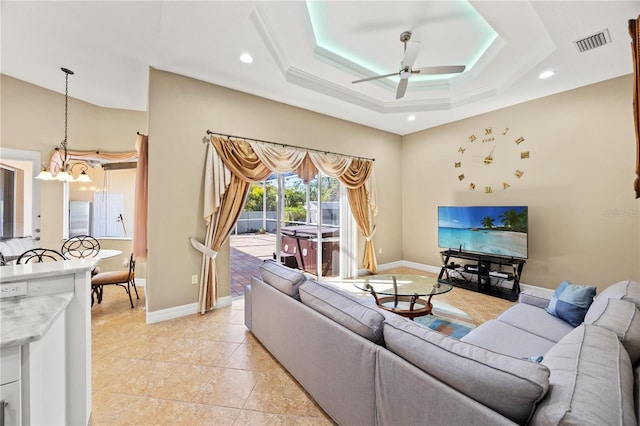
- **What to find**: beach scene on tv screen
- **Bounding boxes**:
[438,206,528,258]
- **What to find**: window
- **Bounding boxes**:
[0,148,40,241]
[0,166,16,238]
[67,161,136,238]
[236,172,353,279]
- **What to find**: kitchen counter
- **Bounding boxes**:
[0,258,98,282]
[0,258,96,425]
[0,292,73,347]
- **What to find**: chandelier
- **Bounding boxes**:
[36,67,91,183]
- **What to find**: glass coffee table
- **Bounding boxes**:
[351,274,453,320]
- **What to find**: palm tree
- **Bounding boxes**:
[499,209,527,232]
[481,216,495,229]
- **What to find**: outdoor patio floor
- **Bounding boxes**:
[230,233,276,298]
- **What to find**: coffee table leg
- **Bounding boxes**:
[392,276,398,308]
[366,283,381,307]
[424,293,434,315]
[409,294,417,311]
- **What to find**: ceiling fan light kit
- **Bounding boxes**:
[352,31,466,99]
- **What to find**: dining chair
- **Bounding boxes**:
[61,235,101,259]
[90,253,138,308]
[16,248,67,264]
[61,234,101,275]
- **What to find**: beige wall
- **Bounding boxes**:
[146,68,403,312]
[4,70,639,313]
[402,75,640,292]
[0,74,146,274]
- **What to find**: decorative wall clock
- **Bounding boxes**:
[455,127,529,194]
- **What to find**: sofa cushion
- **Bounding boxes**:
[384,315,550,425]
[462,319,557,358]
[299,280,385,345]
[531,324,636,426]
[259,259,306,299]
[0,237,33,257]
[587,298,640,364]
[546,281,596,327]
[584,280,640,324]
[497,303,575,343]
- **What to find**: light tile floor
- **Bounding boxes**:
[90,267,514,425]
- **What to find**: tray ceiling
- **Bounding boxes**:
[1,1,637,135]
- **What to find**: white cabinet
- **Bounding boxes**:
[0,346,22,425]
[0,308,66,426]
[0,259,94,425]
[22,309,66,425]
[0,381,21,426]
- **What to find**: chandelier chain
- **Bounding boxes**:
[60,67,74,153]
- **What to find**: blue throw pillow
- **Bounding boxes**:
[546,281,597,327]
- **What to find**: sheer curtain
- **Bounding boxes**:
[338,159,378,273]
[196,138,271,313]
[133,134,148,260]
[629,15,640,199]
[194,135,378,312]
[49,148,138,175]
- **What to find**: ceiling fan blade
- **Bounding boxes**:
[352,71,399,84]
[402,41,420,69]
[414,65,466,75]
[395,79,408,99]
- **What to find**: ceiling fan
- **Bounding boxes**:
[352,31,466,99]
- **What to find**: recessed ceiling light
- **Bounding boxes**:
[240,53,253,64]
[407,115,416,121]
[539,70,554,79]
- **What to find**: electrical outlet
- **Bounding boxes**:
[0,281,28,298]
[191,274,198,285]
[378,247,382,254]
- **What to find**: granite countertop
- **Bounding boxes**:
[0,258,98,281]
[0,292,73,348]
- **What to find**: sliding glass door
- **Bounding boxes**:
[277,174,342,278]
[236,171,354,280]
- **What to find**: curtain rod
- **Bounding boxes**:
[205,130,375,162]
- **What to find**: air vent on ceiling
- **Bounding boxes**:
[574,29,611,53]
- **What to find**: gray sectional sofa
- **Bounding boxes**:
[0,236,34,263]
[244,259,640,426]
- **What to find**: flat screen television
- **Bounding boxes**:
[438,205,528,259]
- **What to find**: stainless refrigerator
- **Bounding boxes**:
[69,201,92,237]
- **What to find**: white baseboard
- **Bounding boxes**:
[215,296,233,309]
[145,295,232,324]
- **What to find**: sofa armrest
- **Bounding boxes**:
[518,290,551,309]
